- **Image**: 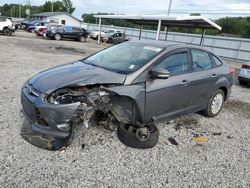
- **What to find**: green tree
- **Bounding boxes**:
[43,1,66,12]
[62,0,75,14]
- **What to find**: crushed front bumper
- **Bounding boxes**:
[21,86,79,150]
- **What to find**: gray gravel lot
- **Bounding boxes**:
[0,31,249,188]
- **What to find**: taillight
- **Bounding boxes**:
[229,67,235,77]
[242,64,250,69]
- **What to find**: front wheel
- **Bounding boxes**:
[107,38,113,43]
[3,28,12,36]
[54,33,61,41]
[202,89,225,117]
[117,123,159,149]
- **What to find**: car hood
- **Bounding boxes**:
[28,61,126,94]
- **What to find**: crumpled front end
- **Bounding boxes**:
[21,83,141,150]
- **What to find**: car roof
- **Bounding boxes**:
[128,40,211,53]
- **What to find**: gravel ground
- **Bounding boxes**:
[0,31,249,188]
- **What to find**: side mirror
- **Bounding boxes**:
[150,67,170,79]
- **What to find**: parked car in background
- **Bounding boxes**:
[238,62,250,85]
[90,29,120,39]
[12,20,22,29]
[0,16,15,36]
[46,25,88,42]
[34,22,50,33]
[21,41,234,150]
[36,24,62,37]
[103,32,130,43]
[21,20,36,30]
[27,21,48,33]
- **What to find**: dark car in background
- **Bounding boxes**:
[21,41,234,150]
[46,26,88,42]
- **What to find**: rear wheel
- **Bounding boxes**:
[54,33,61,41]
[79,36,86,42]
[238,78,247,85]
[202,89,225,117]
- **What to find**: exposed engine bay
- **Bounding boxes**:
[47,86,119,130]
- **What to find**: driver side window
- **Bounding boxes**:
[156,52,189,76]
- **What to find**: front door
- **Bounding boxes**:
[145,50,192,122]
[62,26,73,38]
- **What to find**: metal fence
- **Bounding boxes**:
[84,23,250,62]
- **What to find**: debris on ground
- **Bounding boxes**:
[212,132,222,136]
[81,144,86,150]
[192,137,208,144]
[167,137,179,146]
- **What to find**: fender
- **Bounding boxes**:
[210,77,231,100]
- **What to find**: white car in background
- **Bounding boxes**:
[238,62,250,85]
[0,17,15,36]
[90,29,120,39]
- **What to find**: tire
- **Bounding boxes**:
[238,79,246,86]
[79,36,86,42]
[54,33,61,41]
[117,123,159,149]
[202,89,225,117]
[107,38,113,43]
[3,28,12,36]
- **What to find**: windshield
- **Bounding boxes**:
[83,42,163,74]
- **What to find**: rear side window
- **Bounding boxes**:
[156,52,189,76]
[64,26,72,32]
[211,54,223,67]
[73,27,82,32]
[191,49,213,71]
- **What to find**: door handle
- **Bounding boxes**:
[181,80,189,85]
[211,73,217,78]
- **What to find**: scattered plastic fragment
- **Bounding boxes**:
[192,137,208,144]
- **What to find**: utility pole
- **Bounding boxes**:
[165,0,173,40]
[52,0,54,12]
[19,5,21,18]
[167,0,172,15]
[13,6,15,17]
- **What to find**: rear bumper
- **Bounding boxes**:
[238,76,250,83]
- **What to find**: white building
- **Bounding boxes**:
[31,12,82,27]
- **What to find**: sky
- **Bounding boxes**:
[1,0,250,19]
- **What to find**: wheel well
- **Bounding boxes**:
[219,87,228,100]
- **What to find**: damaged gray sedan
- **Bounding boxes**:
[21,41,233,150]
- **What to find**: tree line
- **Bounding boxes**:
[0,0,75,17]
[1,2,250,38]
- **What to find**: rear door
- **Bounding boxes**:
[145,49,192,122]
[188,49,218,109]
[72,27,82,39]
